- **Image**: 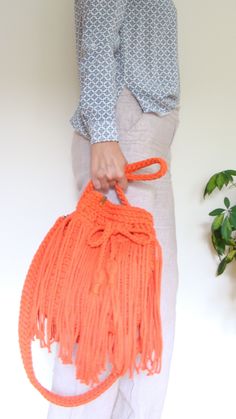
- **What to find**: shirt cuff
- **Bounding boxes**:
[88,117,119,144]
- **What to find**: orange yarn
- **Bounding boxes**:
[18,157,168,407]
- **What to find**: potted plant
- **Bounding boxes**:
[203,170,236,275]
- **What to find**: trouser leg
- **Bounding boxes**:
[111,87,180,419]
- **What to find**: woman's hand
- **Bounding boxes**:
[90,141,128,193]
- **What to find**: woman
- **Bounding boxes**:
[47,0,181,418]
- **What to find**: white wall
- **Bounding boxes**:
[0,1,235,418]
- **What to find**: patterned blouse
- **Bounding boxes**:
[69,0,181,144]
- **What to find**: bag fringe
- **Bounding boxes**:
[18,156,168,406]
[28,215,163,386]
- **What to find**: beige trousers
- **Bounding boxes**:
[47,86,180,419]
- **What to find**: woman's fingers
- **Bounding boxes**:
[90,141,128,194]
[113,168,128,192]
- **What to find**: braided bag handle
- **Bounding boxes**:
[18,156,168,407]
[83,156,168,206]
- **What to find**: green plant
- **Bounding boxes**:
[203,170,236,275]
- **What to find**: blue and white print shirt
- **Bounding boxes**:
[69,0,181,144]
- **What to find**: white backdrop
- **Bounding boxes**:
[0,1,236,418]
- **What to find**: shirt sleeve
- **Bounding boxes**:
[71,0,128,144]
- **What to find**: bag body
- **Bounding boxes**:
[18,157,167,407]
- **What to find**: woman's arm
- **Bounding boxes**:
[75,0,128,145]
[74,0,129,193]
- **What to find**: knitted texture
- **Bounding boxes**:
[18,157,168,407]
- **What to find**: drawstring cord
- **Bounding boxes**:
[87,220,154,295]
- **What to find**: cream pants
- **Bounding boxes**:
[47,86,180,419]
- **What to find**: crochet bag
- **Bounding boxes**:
[18,156,167,407]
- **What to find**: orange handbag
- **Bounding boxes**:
[18,156,167,407]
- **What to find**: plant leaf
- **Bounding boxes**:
[227,239,236,246]
[224,197,230,208]
[209,208,225,216]
[230,205,236,215]
[226,249,236,262]
[216,173,227,190]
[212,213,224,231]
[223,172,234,185]
[224,169,236,176]
[221,217,232,241]
[229,212,236,229]
[203,174,217,198]
[222,173,230,186]
[211,232,226,256]
[217,257,228,275]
